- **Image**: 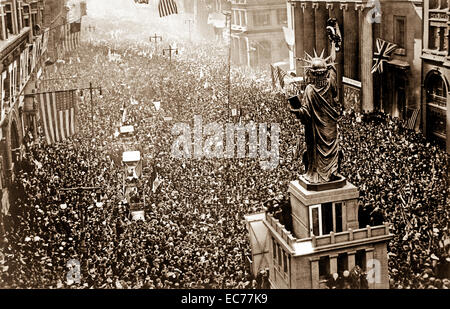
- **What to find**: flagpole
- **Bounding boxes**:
[222,11,232,121]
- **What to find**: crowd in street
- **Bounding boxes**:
[0,15,448,289]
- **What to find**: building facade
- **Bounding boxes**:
[422,0,450,152]
[287,0,422,120]
[0,0,68,215]
[230,0,289,68]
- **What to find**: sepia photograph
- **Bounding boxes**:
[0,0,448,298]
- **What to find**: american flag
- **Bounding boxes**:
[158,0,178,18]
[407,108,420,130]
[38,90,78,145]
[371,38,397,74]
[276,66,286,89]
[62,22,81,54]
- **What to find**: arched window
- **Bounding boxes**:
[426,72,447,108]
[425,72,447,144]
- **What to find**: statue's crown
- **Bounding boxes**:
[302,50,334,76]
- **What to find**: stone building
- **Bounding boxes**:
[286,0,422,120]
[230,0,289,67]
[0,0,67,215]
[422,0,450,152]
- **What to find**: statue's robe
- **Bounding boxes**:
[293,67,339,183]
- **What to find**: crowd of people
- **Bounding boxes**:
[0,13,448,289]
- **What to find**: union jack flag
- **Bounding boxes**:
[371,38,397,74]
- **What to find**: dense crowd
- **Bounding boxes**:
[0,14,448,289]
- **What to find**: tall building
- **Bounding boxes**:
[422,0,450,152]
[0,0,67,215]
[230,0,289,67]
[287,0,422,121]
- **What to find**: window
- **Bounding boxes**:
[253,11,270,27]
[337,253,348,275]
[426,72,447,107]
[4,3,14,37]
[277,9,287,25]
[394,16,405,50]
[277,244,282,266]
[425,72,447,142]
[240,11,246,26]
[309,205,321,236]
[319,256,330,279]
[335,203,343,233]
[429,0,439,9]
[356,250,366,271]
[309,203,344,236]
[22,4,30,28]
[272,238,276,259]
[283,252,288,273]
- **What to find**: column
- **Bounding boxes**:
[247,39,255,67]
[360,6,374,112]
[330,254,338,275]
[302,3,315,58]
[314,3,328,56]
[287,2,295,70]
[342,3,359,80]
[240,37,248,67]
[365,248,375,289]
[348,251,356,270]
[293,3,304,75]
[245,37,251,67]
[310,257,320,289]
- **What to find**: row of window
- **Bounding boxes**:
[231,9,287,27]
[0,1,43,41]
[428,26,448,52]
[318,250,367,280]
[430,0,449,10]
[272,238,290,279]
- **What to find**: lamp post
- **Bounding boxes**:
[149,33,162,55]
[184,19,194,42]
[222,11,232,120]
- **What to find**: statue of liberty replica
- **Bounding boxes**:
[289,19,343,184]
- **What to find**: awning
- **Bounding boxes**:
[119,125,134,134]
[122,151,140,162]
[387,59,410,70]
[208,12,226,28]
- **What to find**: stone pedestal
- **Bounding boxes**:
[288,177,359,239]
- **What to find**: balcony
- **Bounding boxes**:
[265,212,392,256]
[0,27,31,58]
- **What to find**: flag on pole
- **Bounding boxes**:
[37,90,78,145]
[158,0,178,17]
[276,66,286,89]
[407,108,420,130]
[41,29,49,54]
[63,22,81,54]
[153,101,161,111]
[270,64,276,89]
[152,173,162,193]
[371,38,397,74]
